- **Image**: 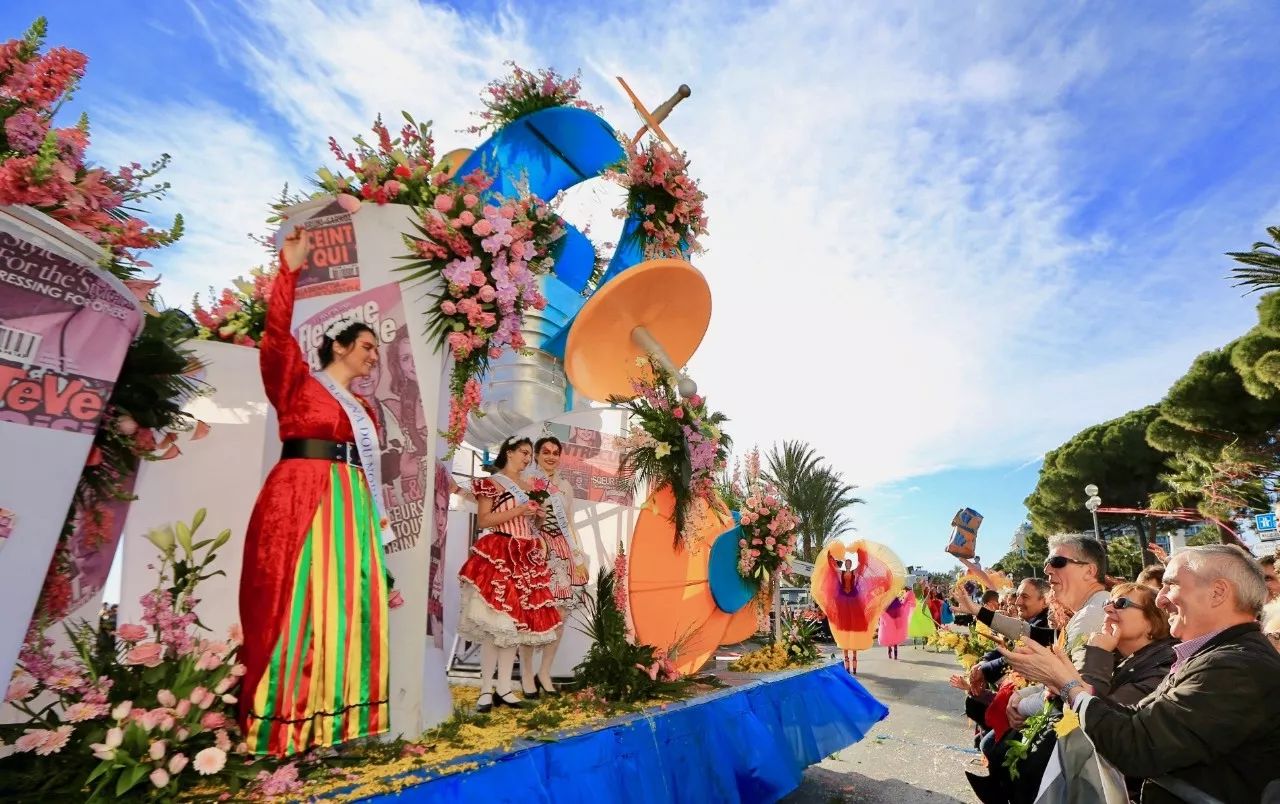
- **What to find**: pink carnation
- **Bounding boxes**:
[433,194,454,212]
[472,219,493,236]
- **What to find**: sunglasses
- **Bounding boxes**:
[1044,555,1089,570]
[1107,597,1138,610]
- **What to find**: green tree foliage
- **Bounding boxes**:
[1106,535,1144,581]
[763,440,864,561]
[1024,407,1170,559]
[1227,226,1280,293]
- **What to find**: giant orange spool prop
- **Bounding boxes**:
[627,487,758,676]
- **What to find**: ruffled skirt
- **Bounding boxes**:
[457,532,561,647]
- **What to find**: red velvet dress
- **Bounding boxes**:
[456,477,561,647]
[237,262,389,756]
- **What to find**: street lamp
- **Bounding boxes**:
[1084,484,1104,546]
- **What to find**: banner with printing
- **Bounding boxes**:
[0,207,142,686]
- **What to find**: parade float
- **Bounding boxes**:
[1,21,887,802]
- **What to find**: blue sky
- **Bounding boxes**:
[7,1,1280,570]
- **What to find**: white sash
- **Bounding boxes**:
[489,472,531,507]
[312,371,395,547]
[526,465,570,534]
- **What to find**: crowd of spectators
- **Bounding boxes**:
[943,536,1280,803]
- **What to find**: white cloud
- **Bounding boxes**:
[87,0,1275,498]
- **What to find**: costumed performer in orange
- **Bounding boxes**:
[457,436,562,712]
[238,228,396,757]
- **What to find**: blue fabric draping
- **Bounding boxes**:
[339,663,888,803]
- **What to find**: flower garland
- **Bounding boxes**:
[1,19,202,627]
[317,112,439,209]
[609,139,709,258]
[191,267,273,347]
[0,18,184,260]
[612,357,731,547]
[736,486,799,584]
[2,511,260,800]
[399,169,561,455]
[467,62,601,136]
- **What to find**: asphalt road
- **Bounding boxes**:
[779,642,983,804]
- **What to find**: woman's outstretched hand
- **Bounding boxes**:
[281,227,310,272]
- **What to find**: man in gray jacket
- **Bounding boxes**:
[1052,545,1280,803]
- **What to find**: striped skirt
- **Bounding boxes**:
[245,464,390,756]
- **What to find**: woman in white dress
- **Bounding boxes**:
[519,436,589,696]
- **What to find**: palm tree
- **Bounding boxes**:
[1228,226,1280,292]
[764,440,865,560]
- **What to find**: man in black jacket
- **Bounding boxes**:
[1049,545,1280,803]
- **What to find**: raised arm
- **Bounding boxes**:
[260,229,311,409]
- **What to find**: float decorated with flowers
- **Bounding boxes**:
[1,18,889,802]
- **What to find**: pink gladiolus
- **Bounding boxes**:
[193,746,227,775]
[124,642,164,667]
[169,753,189,774]
[150,768,170,788]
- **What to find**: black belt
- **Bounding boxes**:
[281,439,362,468]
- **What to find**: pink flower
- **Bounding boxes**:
[188,686,208,704]
[112,701,133,720]
[336,193,362,214]
[227,623,244,644]
[672,407,684,419]
[458,210,476,226]
[116,622,148,643]
[440,300,457,315]
[5,673,36,702]
[388,590,404,610]
[230,663,246,677]
[198,690,216,710]
[470,270,487,286]
[201,712,226,730]
[489,347,502,359]
[221,694,237,705]
[124,642,164,667]
[463,193,479,207]
[150,768,170,788]
[384,180,402,197]
[63,701,107,722]
[194,746,227,775]
[472,219,493,236]
[160,714,176,732]
[433,194,454,212]
[34,725,73,756]
[196,651,222,671]
[150,740,168,760]
[214,729,232,752]
[477,284,496,302]
[175,699,191,717]
[738,539,747,548]
[14,730,46,753]
[169,753,189,774]
[687,394,703,407]
[214,676,233,695]
[157,689,177,707]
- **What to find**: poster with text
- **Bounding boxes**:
[546,424,634,506]
[0,230,139,434]
[296,199,360,299]
[0,215,141,687]
[294,282,429,554]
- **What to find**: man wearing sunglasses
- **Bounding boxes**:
[1043,544,1280,804]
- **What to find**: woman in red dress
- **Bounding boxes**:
[237,229,393,756]
[457,436,562,712]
